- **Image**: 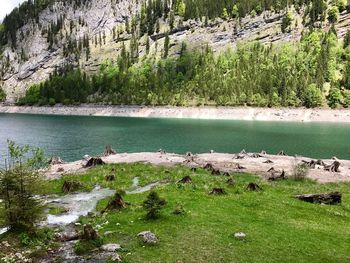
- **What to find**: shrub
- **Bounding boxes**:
[292,163,309,181]
[328,88,342,109]
[48,98,56,106]
[0,141,45,231]
[304,84,323,108]
[173,203,186,215]
[143,191,166,220]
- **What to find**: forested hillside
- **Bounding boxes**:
[1,0,350,108]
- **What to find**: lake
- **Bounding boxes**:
[0,113,349,163]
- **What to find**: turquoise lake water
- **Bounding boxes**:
[0,113,349,162]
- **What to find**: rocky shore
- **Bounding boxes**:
[2,105,350,122]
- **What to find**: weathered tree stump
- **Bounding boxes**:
[204,163,214,171]
[223,172,230,177]
[158,149,166,154]
[62,180,84,193]
[246,183,262,191]
[268,170,286,181]
[240,149,247,155]
[103,193,125,212]
[250,153,262,158]
[190,167,197,172]
[277,150,287,156]
[293,192,341,205]
[226,178,235,187]
[84,157,105,168]
[105,174,116,181]
[209,188,226,195]
[57,167,65,172]
[81,224,99,240]
[177,176,192,184]
[186,152,193,157]
[48,156,64,165]
[324,161,341,172]
[104,145,117,156]
[211,169,221,176]
[260,150,267,155]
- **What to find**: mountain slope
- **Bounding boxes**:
[1,0,350,105]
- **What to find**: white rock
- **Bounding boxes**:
[234,232,246,240]
[101,243,122,252]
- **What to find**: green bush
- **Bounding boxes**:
[304,84,323,108]
[328,88,342,109]
[292,163,309,181]
[48,98,56,106]
[143,191,166,220]
[0,141,45,231]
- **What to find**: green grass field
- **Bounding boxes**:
[44,164,350,263]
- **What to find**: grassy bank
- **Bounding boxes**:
[1,163,350,262]
[47,164,350,262]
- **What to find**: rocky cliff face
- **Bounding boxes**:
[1,0,350,103]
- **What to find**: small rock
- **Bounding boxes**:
[111,253,122,262]
[234,232,246,240]
[137,231,158,245]
[101,243,122,252]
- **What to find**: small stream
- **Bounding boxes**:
[45,186,115,225]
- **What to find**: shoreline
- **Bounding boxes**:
[1,105,350,122]
[46,152,350,183]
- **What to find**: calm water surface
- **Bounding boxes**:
[0,113,349,162]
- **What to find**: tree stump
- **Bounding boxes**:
[177,176,192,184]
[190,167,197,172]
[324,161,341,172]
[277,150,287,156]
[250,153,262,158]
[84,157,105,168]
[104,145,117,156]
[240,149,247,155]
[81,224,99,240]
[260,150,267,155]
[62,180,84,193]
[223,172,230,177]
[211,169,221,176]
[234,154,245,159]
[235,163,246,170]
[293,192,342,205]
[246,183,262,191]
[103,193,125,212]
[48,156,64,165]
[209,188,226,195]
[105,174,116,181]
[226,178,235,187]
[204,163,214,171]
[268,170,286,181]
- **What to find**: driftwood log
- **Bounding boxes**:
[324,161,341,172]
[62,180,84,193]
[84,157,105,168]
[293,192,341,205]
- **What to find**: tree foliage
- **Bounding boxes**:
[0,141,45,231]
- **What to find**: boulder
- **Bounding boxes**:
[101,243,122,252]
[137,231,158,245]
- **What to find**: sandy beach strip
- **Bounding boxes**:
[45,152,350,183]
[1,105,350,122]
